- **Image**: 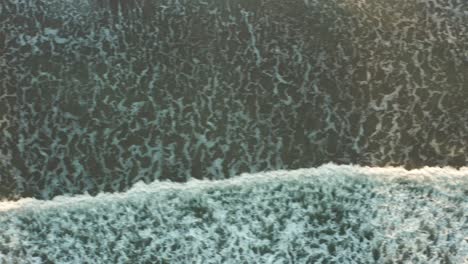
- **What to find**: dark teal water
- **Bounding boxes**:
[1,0,467,199]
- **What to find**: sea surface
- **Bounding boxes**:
[0,0,467,199]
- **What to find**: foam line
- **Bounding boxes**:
[1,163,467,263]
[1,163,467,212]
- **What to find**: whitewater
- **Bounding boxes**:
[1,163,467,263]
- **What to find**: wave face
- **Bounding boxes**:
[1,0,467,199]
[1,164,467,263]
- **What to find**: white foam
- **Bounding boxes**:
[1,163,467,263]
[1,163,466,212]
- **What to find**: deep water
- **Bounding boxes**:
[0,0,467,199]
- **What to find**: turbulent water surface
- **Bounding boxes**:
[1,164,467,263]
[0,0,467,199]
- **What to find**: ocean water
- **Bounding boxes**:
[0,0,467,199]
[1,164,467,263]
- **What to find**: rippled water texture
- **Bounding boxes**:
[0,0,467,199]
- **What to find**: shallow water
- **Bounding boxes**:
[0,0,467,199]
[1,164,467,263]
